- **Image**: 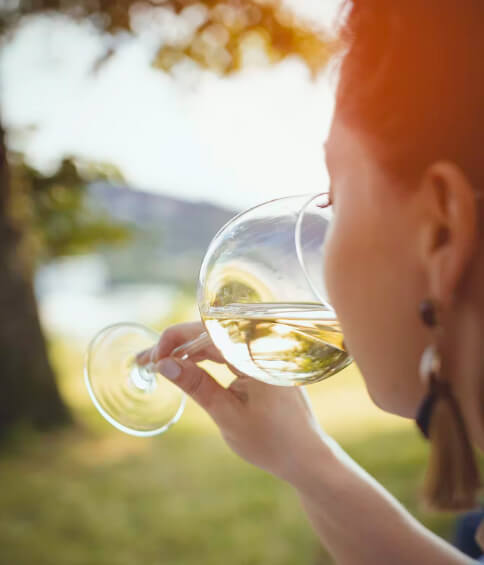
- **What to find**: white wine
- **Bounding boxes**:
[203,302,352,386]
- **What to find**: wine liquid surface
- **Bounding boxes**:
[203,302,352,386]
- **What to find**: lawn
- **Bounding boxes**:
[0,337,457,565]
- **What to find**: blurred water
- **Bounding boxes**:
[35,254,178,345]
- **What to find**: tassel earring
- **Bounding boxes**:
[416,299,481,511]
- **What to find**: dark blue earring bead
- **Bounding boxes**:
[420,299,437,328]
[416,387,436,439]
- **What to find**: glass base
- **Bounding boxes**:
[85,323,186,437]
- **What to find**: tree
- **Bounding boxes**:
[0,124,68,436]
[10,156,131,266]
[0,149,131,438]
[0,0,332,437]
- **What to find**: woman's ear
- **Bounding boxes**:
[418,161,479,307]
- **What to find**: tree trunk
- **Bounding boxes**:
[0,122,71,438]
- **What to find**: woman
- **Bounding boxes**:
[141,2,484,562]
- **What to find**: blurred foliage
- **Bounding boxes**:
[0,0,335,275]
[9,155,131,270]
[0,0,334,76]
[150,1,333,75]
[0,0,334,266]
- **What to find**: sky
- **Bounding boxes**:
[0,1,342,210]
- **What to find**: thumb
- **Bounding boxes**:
[155,357,235,416]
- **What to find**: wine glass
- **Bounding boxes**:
[84,193,352,436]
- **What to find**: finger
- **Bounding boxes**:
[137,322,204,365]
[227,377,250,403]
[153,325,223,364]
[155,357,236,416]
[136,347,153,365]
[137,322,222,366]
[156,322,205,356]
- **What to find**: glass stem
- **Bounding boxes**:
[170,331,212,361]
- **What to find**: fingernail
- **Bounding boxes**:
[156,358,181,380]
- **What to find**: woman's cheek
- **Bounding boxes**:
[322,223,340,310]
[323,215,358,320]
[323,211,377,359]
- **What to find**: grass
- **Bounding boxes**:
[0,337,458,565]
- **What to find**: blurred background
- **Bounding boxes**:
[0,1,455,564]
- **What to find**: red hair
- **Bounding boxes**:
[337,1,484,186]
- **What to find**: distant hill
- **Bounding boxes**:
[87,183,238,289]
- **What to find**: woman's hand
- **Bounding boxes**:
[139,322,470,565]
[138,321,327,483]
